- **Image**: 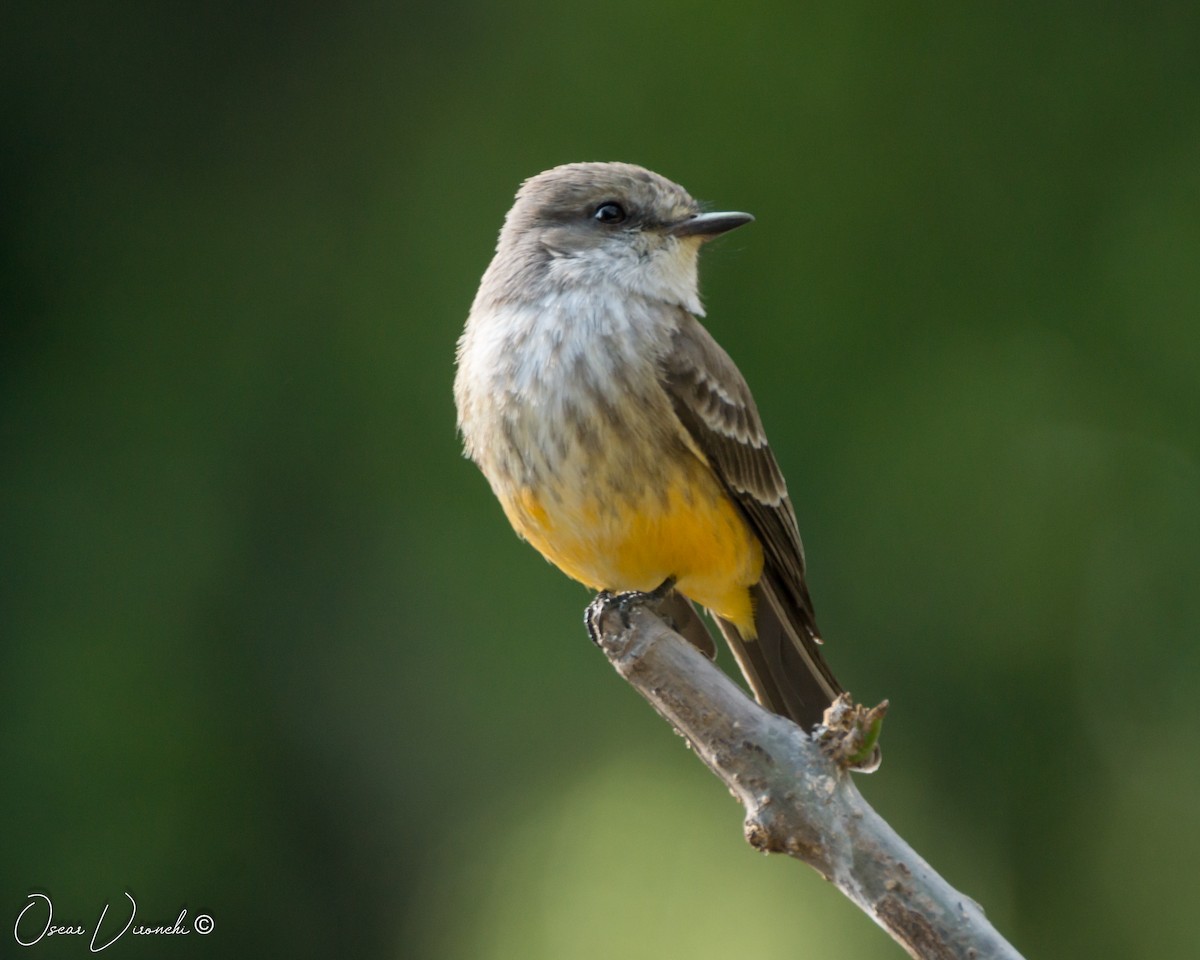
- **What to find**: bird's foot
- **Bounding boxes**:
[585,578,677,646]
[815,694,888,773]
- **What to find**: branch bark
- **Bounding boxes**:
[586,595,1026,960]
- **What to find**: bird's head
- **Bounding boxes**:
[485,161,753,315]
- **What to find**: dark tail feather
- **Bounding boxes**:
[715,572,843,732]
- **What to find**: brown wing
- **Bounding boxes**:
[660,313,818,639]
[660,313,846,731]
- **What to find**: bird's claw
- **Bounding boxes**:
[585,578,677,645]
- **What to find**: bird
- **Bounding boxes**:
[455,161,878,770]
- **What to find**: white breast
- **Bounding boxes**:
[455,289,681,496]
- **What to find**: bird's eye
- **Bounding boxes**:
[593,202,627,225]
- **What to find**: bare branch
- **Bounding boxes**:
[586,595,1026,960]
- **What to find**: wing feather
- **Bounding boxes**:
[660,314,819,640]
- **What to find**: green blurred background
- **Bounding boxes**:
[3,2,1198,957]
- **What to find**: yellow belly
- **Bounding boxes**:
[499,457,762,633]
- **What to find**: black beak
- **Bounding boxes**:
[667,211,755,239]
